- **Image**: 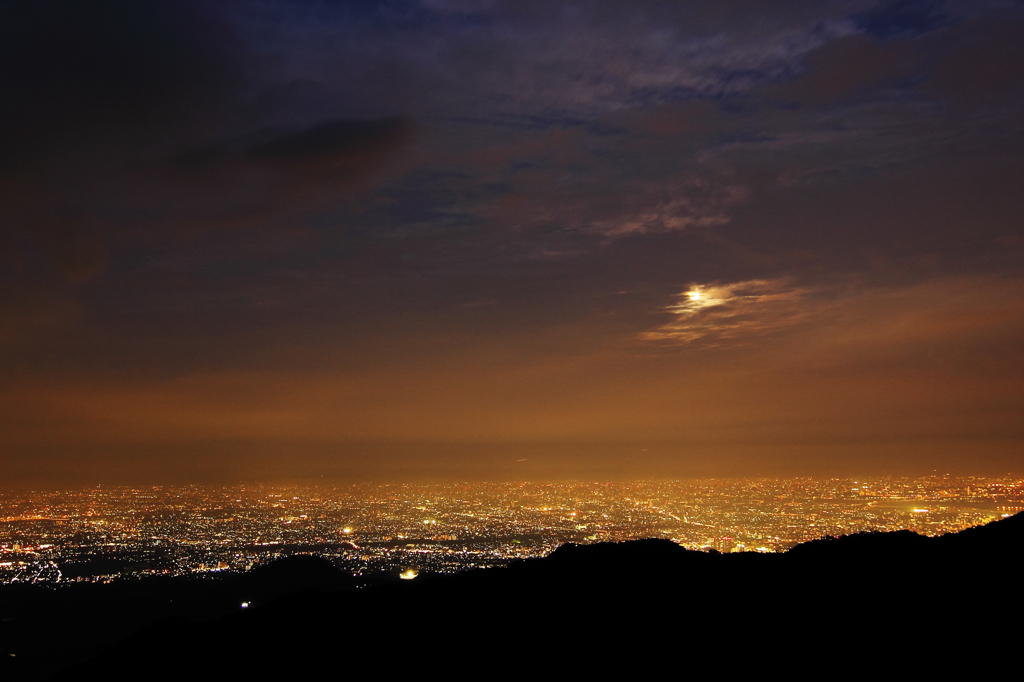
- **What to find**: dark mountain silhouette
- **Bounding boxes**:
[6,514,1021,679]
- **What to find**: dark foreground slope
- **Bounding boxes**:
[23,514,1024,677]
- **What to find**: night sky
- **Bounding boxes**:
[3,0,1024,486]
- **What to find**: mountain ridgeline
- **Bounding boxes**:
[12,513,1024,678]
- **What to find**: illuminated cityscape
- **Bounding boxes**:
[2,475,1020,586]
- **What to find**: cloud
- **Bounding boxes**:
[642,279,812,344]
[594,182,750,237]
[172,116,417,209]
[231,0,860,123]
[245,118,413,163]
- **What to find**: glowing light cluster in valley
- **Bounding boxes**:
[1,475,1019,585]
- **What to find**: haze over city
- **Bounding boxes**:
[3,0,1024,488]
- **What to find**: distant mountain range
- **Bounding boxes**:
[7,513,1021,678]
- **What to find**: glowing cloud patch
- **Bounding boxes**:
[642,279,811,344]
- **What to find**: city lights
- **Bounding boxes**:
[0,475,1018,585]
